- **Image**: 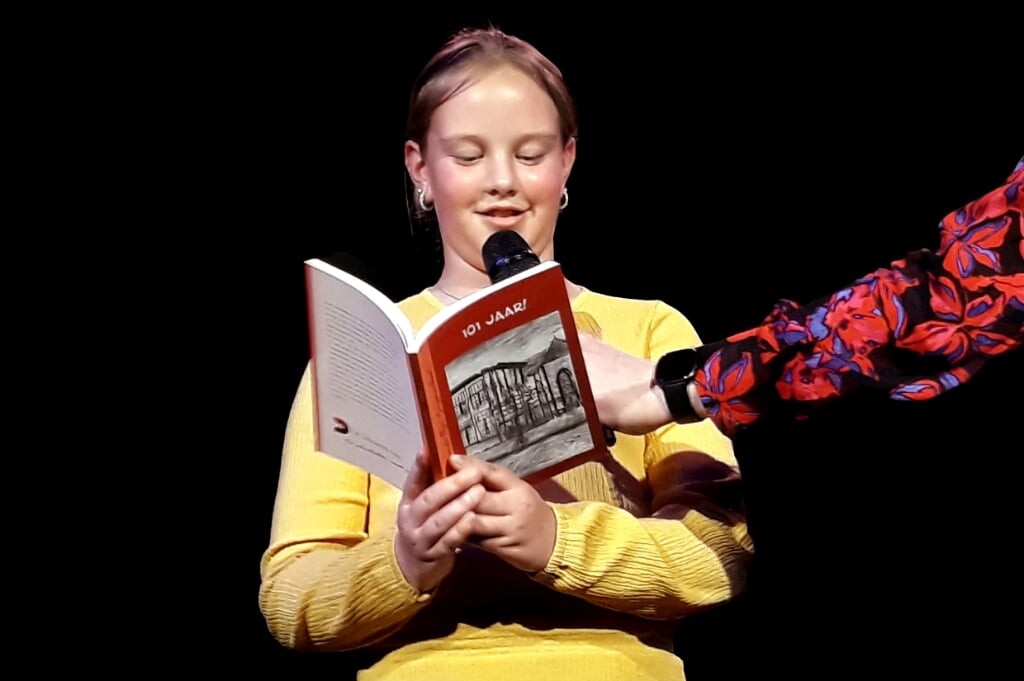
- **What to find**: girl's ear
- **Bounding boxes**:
[405,140,428,187]
[561,137,577,185]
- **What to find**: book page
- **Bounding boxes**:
[306,260,422,488]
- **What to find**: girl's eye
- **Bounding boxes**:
[453,155,480,164]
[516,152,548,164]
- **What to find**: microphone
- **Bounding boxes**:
[482,230,541,283]
[481,230,616,447]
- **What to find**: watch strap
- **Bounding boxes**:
[655,348,699,422]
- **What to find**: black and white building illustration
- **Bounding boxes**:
[444,311,594,478]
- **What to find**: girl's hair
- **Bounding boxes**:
[405,26,578,149]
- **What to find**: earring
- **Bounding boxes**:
[559,187,569,210]
[417,186,432,212]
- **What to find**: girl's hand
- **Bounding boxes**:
[394,451,485,592]
[452,456,557,573]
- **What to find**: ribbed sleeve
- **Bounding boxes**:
[529,298,752,618]
[259,365,432,650]
[260,530,432,650]
[535,501,750,618]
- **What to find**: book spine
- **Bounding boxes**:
[305,265,323,451]
[409,347,454,482]
[561,307,610,460]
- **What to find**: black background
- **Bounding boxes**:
[127,9,1023,679]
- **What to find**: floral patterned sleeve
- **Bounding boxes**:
[694,157,1024,438]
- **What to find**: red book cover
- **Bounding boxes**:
[304,258,607,487]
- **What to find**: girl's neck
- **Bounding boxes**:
[430,274,584,305]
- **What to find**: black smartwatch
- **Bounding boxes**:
[653,348,699,422]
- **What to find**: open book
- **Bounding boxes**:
[305,257,608,488]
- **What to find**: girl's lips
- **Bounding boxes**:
[479,211,524,228]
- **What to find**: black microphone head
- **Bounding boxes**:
[482,230,541,283]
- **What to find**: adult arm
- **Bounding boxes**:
[584,157,1023,438]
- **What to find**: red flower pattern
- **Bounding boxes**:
[694,158,1024,437]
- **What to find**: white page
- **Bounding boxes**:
[306,260,423,488]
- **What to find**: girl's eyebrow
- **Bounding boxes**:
[437,132,560,145]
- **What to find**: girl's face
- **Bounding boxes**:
[405,65,576,276]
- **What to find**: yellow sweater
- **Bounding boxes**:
[260,288,754,680]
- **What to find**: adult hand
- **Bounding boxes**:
[577,332,674,435]
[451,456,557,573]
[394,451,485,593]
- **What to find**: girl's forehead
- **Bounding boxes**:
[428,68,559,134]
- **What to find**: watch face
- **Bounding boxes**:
[657,348,698,386]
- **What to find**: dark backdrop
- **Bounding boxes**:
[169,10,1022,680]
